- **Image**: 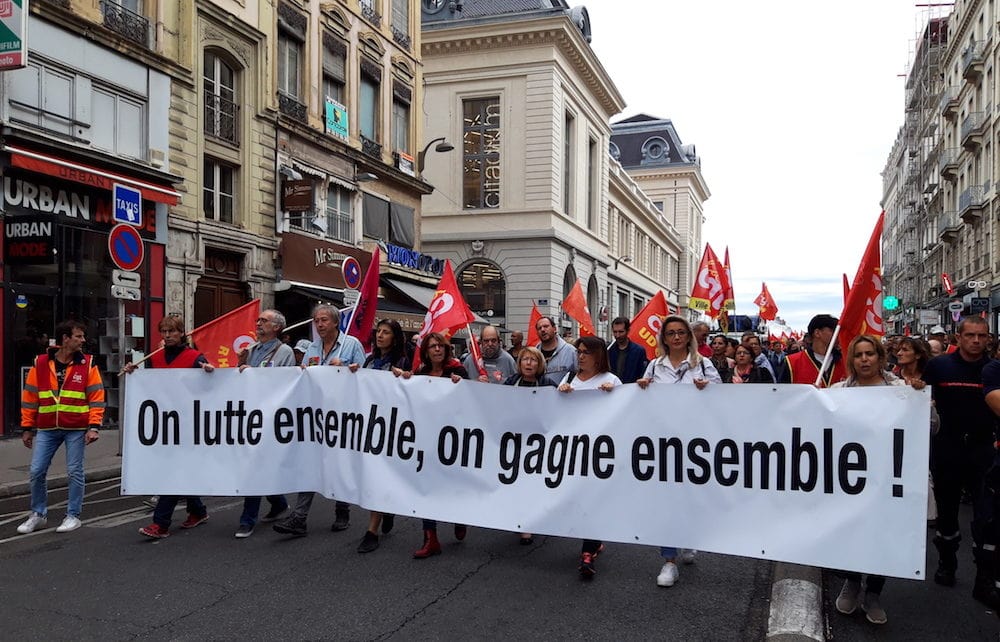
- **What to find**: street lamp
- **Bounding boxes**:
[417,137,455,173]
[613,255,632,269]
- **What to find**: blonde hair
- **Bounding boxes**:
[656,315,703,369]
[517,345,547,377]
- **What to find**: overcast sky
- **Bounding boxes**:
[586,0,931,331]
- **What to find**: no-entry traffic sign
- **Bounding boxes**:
[108,223,145,271]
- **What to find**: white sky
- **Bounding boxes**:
[586,0,935,330]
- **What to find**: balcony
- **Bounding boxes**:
[939,147,960,181]
[360,0,382,28]
[100,1,150,48]
[391,26,411,51]
[959,182,989,223]
[277,92,307,123]
[961,111,987,151]
[361,135,383,159]
[940,86,960,121]
[962,40,986,82]
[204,93,239,145]
[938,211,960,242]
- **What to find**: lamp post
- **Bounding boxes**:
[613,255,632,269]
[417,137,455,173]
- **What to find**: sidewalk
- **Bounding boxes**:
[0,431,123,497]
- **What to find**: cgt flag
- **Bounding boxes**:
[189,299,260,368]
[689,244,729,318]
[754,282,778,321]
[526,301,543,348]
[838,211,885,357]
[629,291,670,360]
[562,279,595,336]
[411,260,476,372]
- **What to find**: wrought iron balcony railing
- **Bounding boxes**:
[100,1,150,48]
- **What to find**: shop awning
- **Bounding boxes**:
[279,281,345,306]
[383,277,490,324]
[4,145,181,205]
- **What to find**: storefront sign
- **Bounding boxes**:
[4,215,54,264]
[385,243,445,276]
[282,179,313,212]
[0,0,28,71]
[280,232,371,290]
[3,175,157,236]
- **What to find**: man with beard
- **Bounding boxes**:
[535,315,577,380]
[464,325,517,384]
[607,316,648,384]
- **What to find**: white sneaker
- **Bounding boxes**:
[16,512,47,534]
[680,549,697,565]
[656,561,679,587]
[55,516,82,533]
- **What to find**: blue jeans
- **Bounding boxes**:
[29,429,86,518]
[153,496,207,529]
[239,495,287,527]
[660,547,678,559]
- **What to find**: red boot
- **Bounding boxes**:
[413,529,442,558]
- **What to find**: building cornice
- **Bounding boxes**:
[421,16,626,116]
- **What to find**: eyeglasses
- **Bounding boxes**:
[256,317,273,324]
[576,349,592,355]
[663,330,688,338]
[427,344,445,350]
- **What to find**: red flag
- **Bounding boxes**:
[629,291,670,360]
[689,244,728,318]
[723,247,735,311]
[526,302,542,347]
[189,299,260,368]
[466,327,487,378]
[561,279,595,336]
[411,261,476,372]
[842,273,850,305]
[345,246,381,352]
[838,211,885,356]
[754,282,778,321]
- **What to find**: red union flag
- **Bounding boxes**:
[723,247,735,311]
[629,291,670,360]
[189,299,260,368]
[411,260,476,372]
[754,282,778,321]
[689,244,729,318]
[562,279,595,337]
[838,211,885,356]
[526,302,543,347]
[345,246,381,352]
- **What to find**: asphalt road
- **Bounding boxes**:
[0,483,773,640]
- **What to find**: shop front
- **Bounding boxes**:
[0,147,177,434]
[275,232,373,342]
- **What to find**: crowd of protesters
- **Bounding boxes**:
[16,306,1000,628]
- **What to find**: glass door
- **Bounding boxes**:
[5,284,57,435]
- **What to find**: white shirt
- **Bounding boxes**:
[642,355,722,385]
[559,371,622,390]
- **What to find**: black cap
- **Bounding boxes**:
[807,314,839,336]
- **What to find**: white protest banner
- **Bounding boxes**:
[122,368,930,579]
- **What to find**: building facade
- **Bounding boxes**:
[884,2,1000,333]
[420,1,698,338]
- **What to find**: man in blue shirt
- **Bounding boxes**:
[274,303,365,537]
[607,317,648,384]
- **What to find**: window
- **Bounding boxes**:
[204,51,238,144]
[563,112,574,214]
[360,72,380,140]
[278,32,302,98]
[392,98,410,153]
[322,36,347,104]
[463,96,501,209]
[391,0,411,48]
[617,216,628,258]
[203,158,235,223]
[325,185,353,242]
[587,137,598,229]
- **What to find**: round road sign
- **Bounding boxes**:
[342,256,362,289]
[108,224,144,271]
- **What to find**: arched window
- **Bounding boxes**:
[458,261,506,324]
[204,50,238,144]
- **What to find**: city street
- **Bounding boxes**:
[0,484,772,640]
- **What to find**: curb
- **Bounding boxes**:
[767,562,824,641]
[0,464,122,499]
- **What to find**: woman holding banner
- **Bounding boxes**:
[831,334,934,626]
[557,335,621,578]
[356,319,411,554]
[397,333,470,558]
[636,315,721,588]
[124,316,215,540]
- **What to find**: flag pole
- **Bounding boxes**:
[813,325,842,387]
